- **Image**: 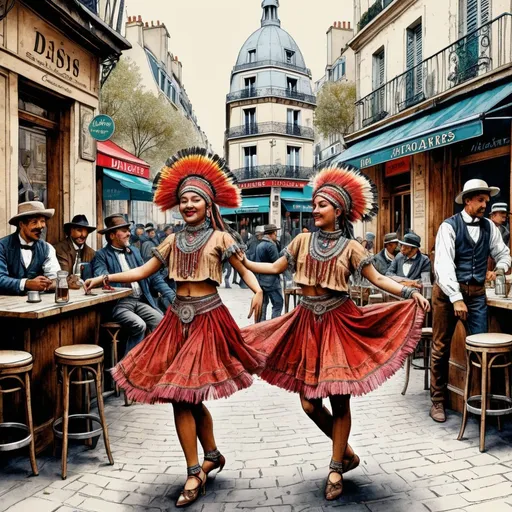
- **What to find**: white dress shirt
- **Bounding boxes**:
[19,235,61,292]
[434,209,511,303]
[402,252,419,278]
[112,247,142,298]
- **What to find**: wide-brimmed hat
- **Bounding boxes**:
[64,214,96,233]
[384,232,399,244]
[365,232,375,241]
[9,201,55,226]
[491,202,509,214]
[97,214,131,235]
[455,179,500,205]
[400,232,421,248]
[255,225,264,235]
[145,226,156,233]
[263,224,281,235]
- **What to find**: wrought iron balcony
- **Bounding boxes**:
[232,60,312,78]
[226,86,316,105]
[232,165,315,181]
[355,13,512,130]
[226,122,314,140]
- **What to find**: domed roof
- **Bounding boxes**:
[234,0,308,73]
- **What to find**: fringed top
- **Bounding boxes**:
[152,230,240,285]
[282,233,372,292]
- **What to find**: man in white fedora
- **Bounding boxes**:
[430,180,511,422]
[0,201,61,295]
[490,202,510,246]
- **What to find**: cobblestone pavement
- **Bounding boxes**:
[2,287,512,512]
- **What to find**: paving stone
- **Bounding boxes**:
[5,497,61,512]
[461,481,512,502]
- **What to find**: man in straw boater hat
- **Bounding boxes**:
[54,214,96,279]
[91,214,174,353]
[430,179,511,423]
[255,224,284,322]
[0,201,61,295]
[489,202,510,246]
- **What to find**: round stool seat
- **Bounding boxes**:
[422,327,433,337]
[55,345,104,361]
[466,333,512,348]
[0,350,33,369]
[101,322,122,329]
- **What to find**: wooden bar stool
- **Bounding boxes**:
[457,333,512,452]
[402,327,432,395]
[53,345,114,479]
[0,351,38,476]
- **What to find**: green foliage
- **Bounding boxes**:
[314,81,357,139]
[358,0,384,31]
[101,58,200,177]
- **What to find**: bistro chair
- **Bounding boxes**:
[53,344,114,479]
[457,333,512,452]
[0,350,38,476]
[402,327,433,395]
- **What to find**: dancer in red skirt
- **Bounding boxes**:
[241,164,430,500]
[85,148,265,507]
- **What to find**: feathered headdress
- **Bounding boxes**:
[312,163,378,223]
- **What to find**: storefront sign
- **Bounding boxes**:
[467,136,511,154]
[239,179,307,189]
[350,121,483,170]
[89,115,115,141]
[18,5,98,96]
[385,156,411,177]
[97,153,150,179]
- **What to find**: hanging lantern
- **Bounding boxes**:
[0,0,15,21]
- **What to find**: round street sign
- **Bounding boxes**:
[89,114,115,141]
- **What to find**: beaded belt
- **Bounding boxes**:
[300,294,348,316]
[171,293,223,324]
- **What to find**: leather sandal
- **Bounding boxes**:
[324,459,343,501]
[175,467,206,508]
[343,453,360,474]
[203,449,226,476]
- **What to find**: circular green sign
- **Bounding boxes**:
[89,114,115,141]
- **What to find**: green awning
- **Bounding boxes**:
[281,185,313,212]
[335,81,512,169]
[103,168,153,202]
[220,196,270,215]
[282,200,313,213]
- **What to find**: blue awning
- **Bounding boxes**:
[335,81,512,169]
[220,196,270,215]
[282,200,313,213]
[103,169,153,202]
[281,185,313,212]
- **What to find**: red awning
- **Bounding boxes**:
[97,140,150,179]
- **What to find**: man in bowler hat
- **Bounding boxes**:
[372,232,399,275]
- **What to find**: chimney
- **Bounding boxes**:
[342,21,346,28]
[348,21,351,29]
[151,20,154,27]
[144,21,148,27]
[157,20,160,25]
[137,15,142,22]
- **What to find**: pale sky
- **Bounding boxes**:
[125,0,354,153]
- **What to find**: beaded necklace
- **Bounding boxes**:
[175,222,214,279]
[305,229,349,282]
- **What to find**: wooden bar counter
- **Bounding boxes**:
[448,290,512,413]
[1,288,132,454]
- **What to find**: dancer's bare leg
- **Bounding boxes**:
[300,395,354,459]
[173,403,204,490]
[328,395,351,485]
[191,404,219,473]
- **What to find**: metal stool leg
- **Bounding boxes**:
[480,352,488,453]
[111,332,120,397]
[24,371,38,476]
[401,355,412,395]
[458,351,472,441]
[61,365,70,480]
[95,362,114,465]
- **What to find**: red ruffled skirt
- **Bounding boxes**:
[241,295,424,398]
[112,293,265,404]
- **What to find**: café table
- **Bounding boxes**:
[1,288,132,454]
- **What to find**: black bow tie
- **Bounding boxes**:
[112,246,130,254]
[20,244,35,251]
[465,220,480,226]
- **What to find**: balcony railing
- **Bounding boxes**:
[226,122,315,140]
[355,13,512,130]
[232,60,312,77]
[232,165,315,181]
[226,86,316,105]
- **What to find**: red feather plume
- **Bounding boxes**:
[313,164,378,223]
[154,147,241,211]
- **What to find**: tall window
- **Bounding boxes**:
[287,109,301,135]
[243,146,257,170]
[244,76,256,97]
[372,48,386,117]
[243,108,256,134]
[287,77,298,92]
[285,49,295,64]
[247,49,256,63]
[405,21,423,107]
[287,146,301,169]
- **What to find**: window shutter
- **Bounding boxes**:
[414,24,423,94]
[466,0,479,33]
[480,0,490,24]
[379,51,385,85]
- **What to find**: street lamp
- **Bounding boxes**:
[0,0,15,21]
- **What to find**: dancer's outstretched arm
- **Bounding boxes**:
[230,256,263,321]
[242,255,288,275]
[362,264,430,312]
[84,257,162,292]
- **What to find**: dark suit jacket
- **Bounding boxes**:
[91,244,175,309]
[255,237,281,291]
[54,238,95,275]
[372,249,393,275]
[385,252,431,281]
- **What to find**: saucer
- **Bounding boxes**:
[27,298,42,303]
